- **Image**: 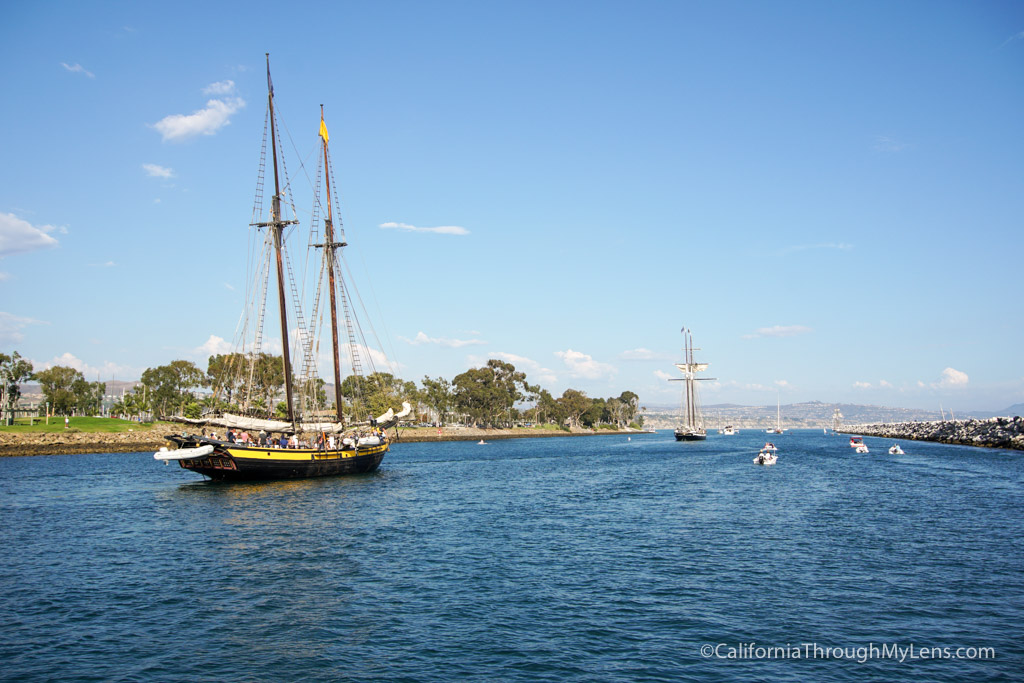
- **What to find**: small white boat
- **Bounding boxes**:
[154,444,214,461]
[855,444,870,454]
[723,425,737,435]
[849,437,864,448]
[889,444,904,455]
[754,449,777,466]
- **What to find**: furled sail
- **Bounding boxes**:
[674,362,709,374]
[168,403,412,433]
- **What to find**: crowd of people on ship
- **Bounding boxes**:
[199,427,387,450]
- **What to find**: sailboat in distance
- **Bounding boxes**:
[157,55,409,480]
[672,327,715,441]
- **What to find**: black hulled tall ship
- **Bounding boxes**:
[672,328,715,442]
[156,55,409,481]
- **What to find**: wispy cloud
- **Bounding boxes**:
[654,369,673,381]
[779,242,853,255]
[142,163,175,179]
[61,62,94,78]
[555,348,616,380]
[203,80,237,96]
[0,213,61,256]
[743,325,812,339]
[402,331,485,348]
[380,222,469,236]
[872,135,908,152]
[620,347,674,361]
[151,81,245,142]
[89,261,116,268]
[998,30,1024,49]
[0,311,47,345]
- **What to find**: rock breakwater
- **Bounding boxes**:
[841,416,1024,451]
[0,428,176,457]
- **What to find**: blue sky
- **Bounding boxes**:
[1,0,1022,412]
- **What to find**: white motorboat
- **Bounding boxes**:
[754,449,777,465]
[855,444,870,454]
[762,442,777,452]
[888,444,904,455]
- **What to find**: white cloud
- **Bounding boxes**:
[88,261,116,267]
[61,62,94,78]
[555,348,616,380]
[654,369,673,381]
[743,325,812,339]
[774,380,790,388]
[196,335,232,356]
[151,83,246,142]
[483,351,558,385]
[403,331,485,348]
[937,367,969,388]
[853,381,872,389]
[38,352,136,380]
[0,311,46,345]
[0,213,61,256]
[0,272,10,281]
[379,222,469,236]
[143,163,175,178]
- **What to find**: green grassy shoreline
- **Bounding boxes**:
[0,419,641,457]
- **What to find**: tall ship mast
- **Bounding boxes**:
[156,55,409,480]
[671,327,715,442]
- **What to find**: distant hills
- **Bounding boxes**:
[641,400,1022,430]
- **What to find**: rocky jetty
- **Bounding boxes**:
[0,427,176,457]
[841,416,1024,451]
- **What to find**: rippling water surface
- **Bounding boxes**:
[1,431,1021,681]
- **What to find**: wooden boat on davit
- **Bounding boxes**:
[156,55,409,481]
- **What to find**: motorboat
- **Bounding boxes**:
[762,442,777,452]
[754,449,777,466]
[855,444,870,454]
[888,444,904,455]
[849,437,864,448]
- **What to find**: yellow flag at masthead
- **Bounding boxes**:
[319,118,329,144]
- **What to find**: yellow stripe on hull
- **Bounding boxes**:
[221,444,388,461]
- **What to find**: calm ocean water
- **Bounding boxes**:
[1,431,1021,682]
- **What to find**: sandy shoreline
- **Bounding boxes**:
[0,425,641,457]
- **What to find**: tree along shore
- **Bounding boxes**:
[839,416,1024,451]
[0,424,643,457]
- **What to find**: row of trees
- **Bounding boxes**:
[1,351,106,418]
[4,349,643,430]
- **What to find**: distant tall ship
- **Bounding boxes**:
[672,328,715,441]
[766,394,784,434]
